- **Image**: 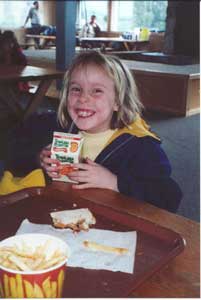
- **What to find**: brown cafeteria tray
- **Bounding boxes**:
[0,187,185,298]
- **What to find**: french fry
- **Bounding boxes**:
[52,249,64,259]
[9,276,17,298]
[51,281,57,298]
[0,251,10,264]
[0,246,34,259]
[57,269,65,297]
[42,276,52,298]
[83,240,129,255]
[34,240,51,259]
[24,279,34,298]
[2,259,18,270]
[0,241,67,272]
[8,254,31,271]
[3,274,10,298]
[0,279,4,298]
[34,255,65,271]
[21,241,33,256]
[31,257,44,270]
[34,283,44,298]
[16,274,24,298]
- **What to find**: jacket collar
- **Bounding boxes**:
[106,115,160,146]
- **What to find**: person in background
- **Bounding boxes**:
[80,15,101,38]
[0,30,29,93]
[80,15,101,49]
[37,51,182,212]
[24,1,40,30]
[40,25,56,48]
[0,30,29,112]
[0,30,27,66]
[23,1,41,48]
[0,31,28,166]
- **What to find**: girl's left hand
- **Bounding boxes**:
[68,158,118,191]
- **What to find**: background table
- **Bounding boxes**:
[0,65,64,120]
[26,34,56,49]
[79,37,149,51]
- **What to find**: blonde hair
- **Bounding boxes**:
[58,51,143,129]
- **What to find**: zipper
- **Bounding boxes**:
[99,135,135,164]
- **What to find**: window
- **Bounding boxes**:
[77,1,167,33]
[0,1,44,28]
[77,1,108,31]
[0,1,167,33]
[111,1,168,32]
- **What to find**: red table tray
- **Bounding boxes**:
[0,187,185,297]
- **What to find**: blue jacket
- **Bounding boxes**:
[6,112,182,212]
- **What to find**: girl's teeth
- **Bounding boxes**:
[77,110,93,117]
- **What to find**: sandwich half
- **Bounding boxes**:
[50,208,96,231]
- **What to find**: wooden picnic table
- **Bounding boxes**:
[79,37,149,51]
[0,64,63,120]
[26,34,56,49]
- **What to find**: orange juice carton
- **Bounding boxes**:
[51,131,84,183]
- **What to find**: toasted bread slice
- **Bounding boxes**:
[50,208,96,231]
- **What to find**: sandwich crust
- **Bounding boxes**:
[50,208,96,232]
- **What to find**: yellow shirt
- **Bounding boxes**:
[80,129,116,161]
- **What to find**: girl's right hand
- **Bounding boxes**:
[39,144,61,178]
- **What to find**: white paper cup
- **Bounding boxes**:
[0,233,70,298]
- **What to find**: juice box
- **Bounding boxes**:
[51,131,84,183]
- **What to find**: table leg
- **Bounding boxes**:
[123,41,130,51]
[23,79,53,120]
[0,85,23,119]
[40,38,50,49]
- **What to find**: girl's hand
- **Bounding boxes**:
[39,144,60,178]
[68,158,118,191]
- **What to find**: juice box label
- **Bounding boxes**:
[51,131,83,183]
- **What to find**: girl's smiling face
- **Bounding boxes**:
[67,64,118,133]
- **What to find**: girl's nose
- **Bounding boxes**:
[78,91,90,103]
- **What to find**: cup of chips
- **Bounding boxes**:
[0,233,70,298]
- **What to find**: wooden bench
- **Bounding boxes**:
[19,42,36,50]
[122,59,200,116]
[26,34,56,49]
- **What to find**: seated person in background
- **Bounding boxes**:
[39,25,56,49]
[0,30,27,66]
[0,30,29,92]
[80,15,101,48]
[6,51,182,213]
[0,31,29,164]
[80,15,101,38]
[42,25,56,36]
[0,31,30,118]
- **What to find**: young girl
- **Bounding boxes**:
[39,51,181,211]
